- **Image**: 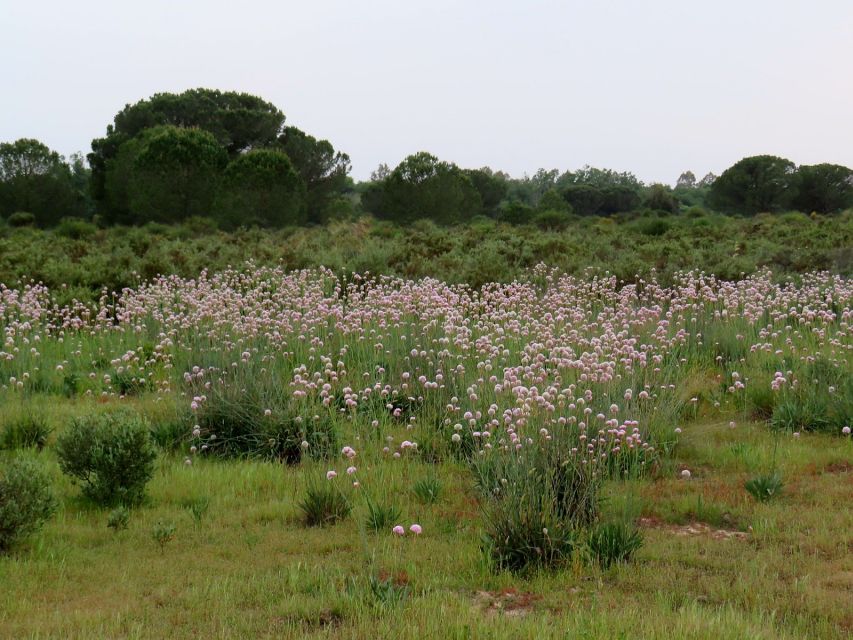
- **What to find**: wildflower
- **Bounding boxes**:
[409,524,422,535]
[326,470,337,480]
[346,466,357,475]
[392,525,405,536]
[451,433,461,443]
[674,427,682,434]
[843,426,851,436]
[681,469,691,479]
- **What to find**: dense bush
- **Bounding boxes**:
[0,214,849,305]
[0,458,57,551]
[55,411,158,506]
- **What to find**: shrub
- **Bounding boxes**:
[0,414,52,451]
[55,411,158,507]
[0,458,57,551]
[107,506,130,532]
[532,209,571,231]
[298,478,351,527]
[56,218,97,240]
[364,497,401,532]
[744,472,784,502]
[586,522,644,569]
[7,211,35,227]
[152,521,176,552]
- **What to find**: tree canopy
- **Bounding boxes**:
[709,155,798,214]
[0,138,84,224]
[367,152,482,225]
[216,149,306,228]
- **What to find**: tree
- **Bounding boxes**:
[676,171,696,189]
[464,168,508,216]
[558,165,642,190]
[370,163,391,182]
[277,126,350,224]
[215,149,306,228]
[793,163,853,214]
[709,155,798,214]
[106,126,227,224]
[697,173,717,187]
[537,188,571,214]
[643,184,680,214]
[373,152,482,225]
[562,184,605,216]
[90,89,285,210]
[0,138,83,224]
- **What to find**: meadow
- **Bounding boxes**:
[0,263,851,639]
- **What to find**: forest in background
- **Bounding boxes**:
[1,88,852,234]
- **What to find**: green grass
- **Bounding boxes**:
[1,400,851,638]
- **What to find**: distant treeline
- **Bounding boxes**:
[1,88,852,229]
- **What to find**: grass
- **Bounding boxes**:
[0,264,850,638]
[0,403,850,638]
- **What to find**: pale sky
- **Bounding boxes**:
[2,0,852,184]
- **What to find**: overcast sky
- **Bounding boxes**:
[2,0,852,183]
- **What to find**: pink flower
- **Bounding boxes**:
[326,470,337,480]
[392,525,405,536]
[843,426,851,436]
[409,524,422,535]
[346,466,357,475]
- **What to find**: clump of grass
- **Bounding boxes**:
[586,521,644,570]
[366,573,410,608]
[364,497,401,533]
[412,476,442,504]
[299,479,351,527]
[0,414,52,451]
[745,472,784,503]
[182,496,210,524]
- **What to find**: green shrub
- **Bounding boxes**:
[152,521,176,552]
[107,506,130,532]
[7,211,35,227]
[532,209,571,231]
[298,479,351,527]
[586,521,644,569]
[55,411,158,507]
[0,414,52,451]
[55,218,97,240]
[0,458,57,551]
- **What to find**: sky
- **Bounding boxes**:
[2,0,852,184]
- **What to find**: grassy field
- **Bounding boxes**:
[0,266,851,639]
